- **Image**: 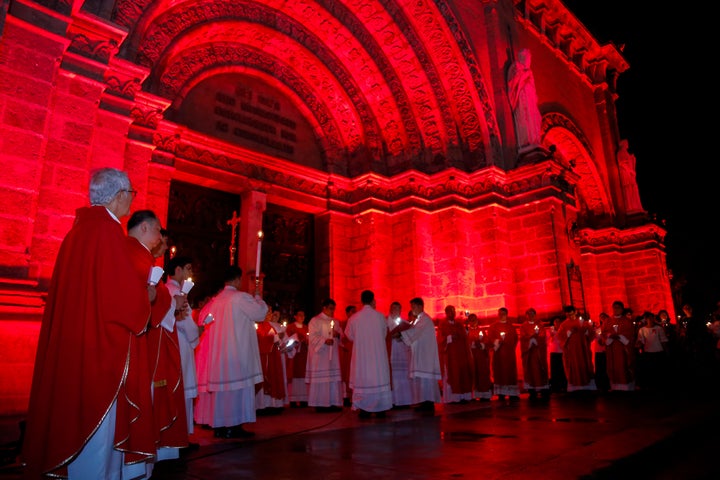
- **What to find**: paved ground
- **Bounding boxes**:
[3,386,719,479]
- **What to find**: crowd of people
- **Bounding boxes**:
[18,167,720,478]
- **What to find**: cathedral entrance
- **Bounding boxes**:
[165,180,314,315]
[261,204,315,319]
[165,180,239,305]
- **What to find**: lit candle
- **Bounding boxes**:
[328,319,335,361]
[500,331,506,341]
[282,321,287,328]
[255,230,263,277]
[534,325,539,334]
[254,323,258,330]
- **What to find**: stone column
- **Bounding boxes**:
[239,190,266,293]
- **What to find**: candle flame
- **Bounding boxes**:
[257,230,264,240]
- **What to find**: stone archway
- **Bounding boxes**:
[543,113,615,224]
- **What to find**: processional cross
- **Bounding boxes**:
[227,211,241,265]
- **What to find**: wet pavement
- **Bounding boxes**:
[2,388,719,479]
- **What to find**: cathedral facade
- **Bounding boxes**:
[0,0,672,411]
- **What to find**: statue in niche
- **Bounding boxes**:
[617,139,644,213]
[507,48,544,155]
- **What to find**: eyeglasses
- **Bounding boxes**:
[121,189,138,198]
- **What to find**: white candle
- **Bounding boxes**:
[500,331,506,340]
[255,230,263,276]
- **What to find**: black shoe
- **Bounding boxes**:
[343,398,352,407]
[509,395,520,402]
[497,394,505,401]
[358,409,372,419]
[413,401,435,412]
[213,427,228,438]
[224,425,255,438]
[375,411,387,418]
[299,401,308,408]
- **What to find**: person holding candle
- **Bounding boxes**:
[255,305,289,414]
[165,255,201,437]
[203,265,268,439]
[466,313,493,401]
[487,307,520,401]
[603,301,636,392]
[306,299,345,413]
[547,316,567,393]
[437,305,474,404]
[21,168,156,479]
[390,297,442,414]
[127,211,190,462]
[390,298,442,413]
[386,301,413,408]
[558,305,597,393]
[285,309,310,407]
[519,307,549,401]
[344,290,393,418]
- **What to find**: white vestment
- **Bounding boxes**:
[401,312,442,404]
[166,278,201,433]
[387,316,413,406]
[204,285,268,427]
[345,305,393,412]
[305,312,344,407]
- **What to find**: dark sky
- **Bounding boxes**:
[562,1,717,316]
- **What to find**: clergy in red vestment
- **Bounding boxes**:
[466,313,493,400]
[437,305,474,403]
[285,309,309,407]
[557,305,597,392]
[21,168,153,479]
[603,301,636,391]
[146,223,190,454]
[487,307,520,400]
[125,210,184,467]
[256,308,288,412]
[519,307,550,400]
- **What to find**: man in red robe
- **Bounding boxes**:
[21,168,153,478]
[127,212,189,460]
[437,305,474,403]
[488,307,520,401]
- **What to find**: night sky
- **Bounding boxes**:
[563,1,717,316]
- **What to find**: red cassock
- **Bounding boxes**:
[557,318,595,389]
[285,322,309,381]
[467,325,493,393]
[519,322,549,388]
[437,319,474,394]
[487,321,519,386]
[256,322,286,400]
[147,280,188,449]
[21,206,151,478]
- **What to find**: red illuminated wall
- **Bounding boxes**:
[0,0,674,414]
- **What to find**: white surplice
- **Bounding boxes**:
[204,285,268,427]
[401,311,442,404]
[166,278,201,433]
[305,312,344,407]
[345,305,393,412]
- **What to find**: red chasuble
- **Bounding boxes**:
[257,322,287,400]
[21,206,151,478]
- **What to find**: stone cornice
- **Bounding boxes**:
[514,0,629,86]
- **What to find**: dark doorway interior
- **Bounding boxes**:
[165,181,315,314]
[166,180,239,306]
[262,204,314,320]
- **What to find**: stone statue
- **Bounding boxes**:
[617,139,644,213]
[507,48,543,152]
